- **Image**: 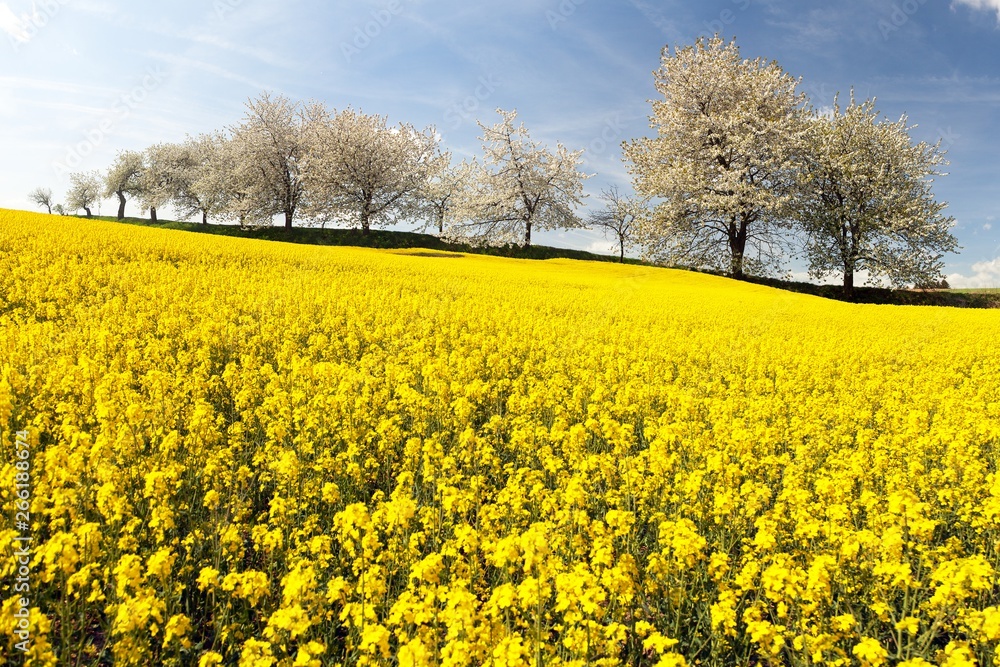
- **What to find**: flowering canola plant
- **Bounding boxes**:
[0,208,998,666]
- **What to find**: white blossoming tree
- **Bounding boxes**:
[104,150,145,220]
[170,133,232,225]
[66,171,103,218]
[446,108,590,247]
[303,107,447,233]
[419,161,463,235]
[229,92,311,229]
[205,134,272,228]
[794,95,958,295]
[139,142,187,223]
[624,36,806,278]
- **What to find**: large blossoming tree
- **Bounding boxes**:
[624,36,806,278]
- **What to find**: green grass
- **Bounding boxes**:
[84,214,645,265]
[67,213,1000,309]
[740,274,1000,309]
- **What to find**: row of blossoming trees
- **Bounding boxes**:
[32,98,591,247]
[32,36,958,293]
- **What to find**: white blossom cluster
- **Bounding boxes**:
[624,36,957,290]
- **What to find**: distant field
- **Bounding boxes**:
[2,208,999,665]
[950,287,1000,294]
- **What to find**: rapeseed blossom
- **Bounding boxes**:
[0,209,998,665]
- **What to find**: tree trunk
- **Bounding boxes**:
[116,192,126,220]
[284,211,293,229]
[843,268,854,297]
[729,219,747,279]
[202,211,208,225]
[619,240,625,263]
[83,206,92,218]
[731,252,744,279]
[150,207,157,223]
[524,221,532,247]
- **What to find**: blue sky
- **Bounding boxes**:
[1,0,998,285]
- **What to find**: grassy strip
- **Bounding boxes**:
[90,215,644,264]
[741,274,1000,308]
[76,214,1000,308]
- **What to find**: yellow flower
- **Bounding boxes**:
[490,634,529,667]
[894,616,920,635]
[359,623,391,658]
[114,555,143,597]
[197,566,221,591]
[398,637,432,667]
[6,208,1000,665]
[198,652,224,667]
[163,613,192,648]
[204,489,221,510]
[852,637,888,667]
[145,547,175,580]
[238,638,276,667]
[643,632,679,654]
[293,640,326,667]
[264,605,312,640]
[654,654,689,667]
[940,641,977,667]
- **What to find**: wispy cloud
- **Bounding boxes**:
[952,0,1000,21]
[0,75,119,98]
[181,31,293,69]
[144,51,274,93]
[625,0,683,42]
[865,74,1000,105]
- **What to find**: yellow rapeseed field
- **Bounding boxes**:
[1,208,998,666]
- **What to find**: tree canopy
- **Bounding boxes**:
[624,36,806,278]
[793,95,958,293]
[446,108,590,247]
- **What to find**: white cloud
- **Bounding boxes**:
[584,239,616,256]
[144,51,274,93]
[947,257,1000,288]
[952,0,1000,20]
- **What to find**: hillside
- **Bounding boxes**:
[68,211,1000,308]
[2,208,999,665]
